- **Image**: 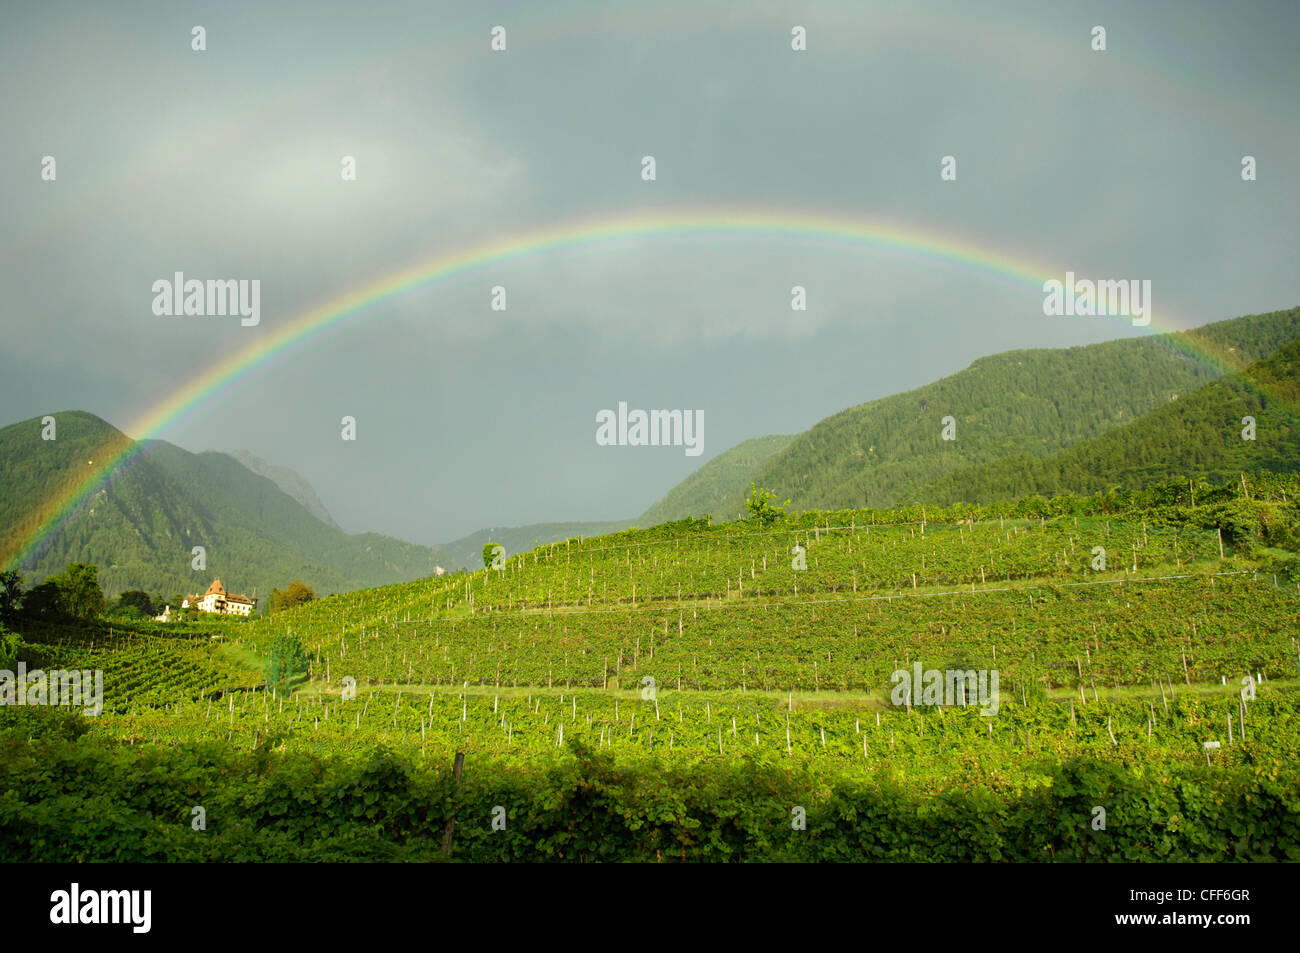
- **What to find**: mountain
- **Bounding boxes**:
[436,520,635,571]
[638,433,796,524]
[915,336,1300,503]
[0,411,446,602]
[644,306,1300,519]
[223,449,342,530]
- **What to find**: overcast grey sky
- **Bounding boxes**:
[2,0,1297,543]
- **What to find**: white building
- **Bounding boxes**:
[183,579,257,616]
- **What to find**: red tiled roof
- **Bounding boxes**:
[188,580,255,606]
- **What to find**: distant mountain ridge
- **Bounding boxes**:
[0,411,446,602]
[639,433,795,524]
[7,310,1296,607]
[640,306,1300,520]
[915,335,1300,502]
[224,449,342,530]
[436,520,635,571]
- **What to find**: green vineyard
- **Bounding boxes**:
[2,478,1299,861]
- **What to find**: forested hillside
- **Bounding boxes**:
[915,336,1300,503]
[654,307,1300,518]
[0,411,446,601]
[639,433,796,524]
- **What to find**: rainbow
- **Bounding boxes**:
[0,206,1281,572]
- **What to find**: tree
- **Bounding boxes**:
[116,590,155,618]
[0,570,23,620]
[47,563,106,619]
[271,581,315,614]
[0,623,22,670]
[265,632,309,695]
[0,621,44,671]
[21,581,65,619]
[745,483,791,526]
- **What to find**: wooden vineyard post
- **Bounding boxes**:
[441,752,465,857]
